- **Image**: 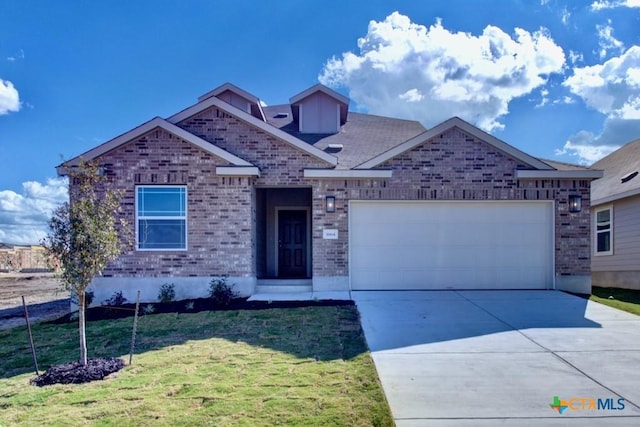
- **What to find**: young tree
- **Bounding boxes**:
[43,161,128,365]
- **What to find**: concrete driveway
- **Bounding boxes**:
[353,290,640,426]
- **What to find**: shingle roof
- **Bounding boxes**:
[262,105,426,169]
[591,138,640,205]
[538,159,595,171]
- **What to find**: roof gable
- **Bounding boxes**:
[289,83,349,105]
[591,138,640,205]
[198,83,260,103]
[197,82,266,122]
[355,117,554,171]
[168,95,337,167]
[59,117,253,173]
[290,84,349,126]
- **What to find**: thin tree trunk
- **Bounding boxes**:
[78,291,88,365]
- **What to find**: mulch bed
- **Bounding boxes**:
[46,297,354,324]
[31,357,125,387]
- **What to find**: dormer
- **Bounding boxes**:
[289,84,349,134]
[197,83,266,121]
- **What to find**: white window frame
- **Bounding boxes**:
[594,205,613,256]
[135,185,188,251]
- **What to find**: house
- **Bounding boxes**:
[590,138,640,290]
[0,243,49,273]
[59,82,602,303]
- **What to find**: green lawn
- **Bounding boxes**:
[589,286,640,316]
[0,305,393,426]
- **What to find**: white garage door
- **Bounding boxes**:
[350,201,553,290]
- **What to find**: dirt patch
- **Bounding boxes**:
[0,273,70,330]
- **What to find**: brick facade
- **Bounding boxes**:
[310,128,591,280]
[80,107,592,296]
[100,127,254,278]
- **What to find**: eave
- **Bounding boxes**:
[515,169,604,179]
[303,169,392,179]
[592,188,640,206]
[57,117,254,176]
[216,166,260,176]
[289,84,349,106]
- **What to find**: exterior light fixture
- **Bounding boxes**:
[568,195,582,213]
[326,196,336,213]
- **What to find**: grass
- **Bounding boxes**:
[589,286,640,316]
[0,305,393,426]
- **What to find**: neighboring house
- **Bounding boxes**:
[0,243,49,272]
[591,139,640,290]
[59,82,602,303]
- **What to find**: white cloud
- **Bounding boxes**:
[569,50,584,64]
[0,178,68,245]
[0,79,20,115]
[561,8,571,26]
[556,118,639,164]
[591,0,640,10]
[596,21,624,59]
[564,45,640,118]
[554,95,575,105]
[398,88,424,102]
[6,49,25,62]
[561,46,640,163]
[537,88,550,107]
[319,12,565,132]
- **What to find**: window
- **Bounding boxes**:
[595,206,613,255]
[136,186,187,250]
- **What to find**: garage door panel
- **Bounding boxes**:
[350,201,553,290]
[351,246,425,269]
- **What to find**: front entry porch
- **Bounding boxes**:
[252,187,350,300]
[255,188,312,288]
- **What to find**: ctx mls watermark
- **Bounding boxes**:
[549,396,625,414]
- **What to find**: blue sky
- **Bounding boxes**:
[1,0,639,244]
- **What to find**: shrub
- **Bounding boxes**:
[208,277,238,306]
[142,304,155,315]
[104,290,127,306]
[71,290,94,308]
[185,301,195,311]
[158,283,176,303]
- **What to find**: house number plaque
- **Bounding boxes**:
[323,229,338,239]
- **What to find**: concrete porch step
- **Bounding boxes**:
[248,291,351,302]
[255,279,312,294]
[254,284,313,293]
[251,279,351,301]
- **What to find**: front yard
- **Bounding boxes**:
[0,305,393,426]
[589,286,640,316]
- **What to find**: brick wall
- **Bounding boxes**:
[98,127,254,278]
[310,128,592,278]
[93,107,332,279]
[87,117,591,283]
[177,107,331,185]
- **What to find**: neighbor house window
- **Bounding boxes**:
[595,206,613,255]
[136,186,187,250]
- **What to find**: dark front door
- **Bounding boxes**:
[278,210,307,278]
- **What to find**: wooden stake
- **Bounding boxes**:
[129,290,141,365]
[22,296,39,376]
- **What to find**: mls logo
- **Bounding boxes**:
[549,396,568,414]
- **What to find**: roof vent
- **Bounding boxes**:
[273,112,289,119]
[621,171,638,183]
[325,143,343,153]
